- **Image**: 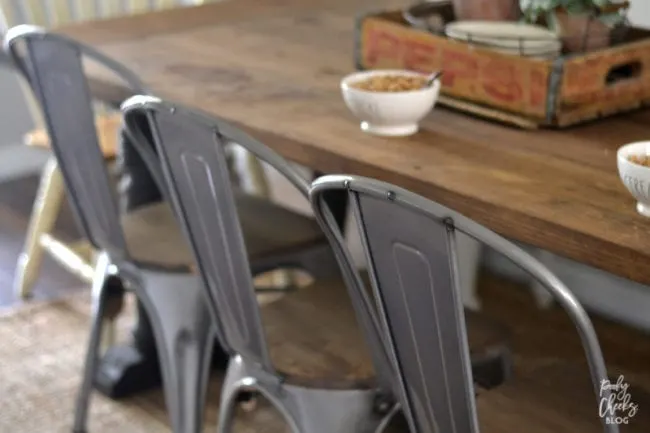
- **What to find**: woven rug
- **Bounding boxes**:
[0,293,289,433]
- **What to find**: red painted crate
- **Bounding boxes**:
[354,8,650,128]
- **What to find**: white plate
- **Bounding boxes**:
[449,38,561,55]
[446,30,561,52]
[446,21,559,41]
[447,36,561,58]
[486,44,561,55]
[447,34,561,53]
[489,47,560,59]
[446,21,561,51]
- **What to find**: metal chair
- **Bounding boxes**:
[120,95,402,433]
[309,174,620,433]
[5,24,343,432]
[3,25,212,433]
[0,0,270,300]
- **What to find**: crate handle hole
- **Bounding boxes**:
[606,61,643,86]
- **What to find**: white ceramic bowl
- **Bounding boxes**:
[340,70,441,137]
[617,141,650,217]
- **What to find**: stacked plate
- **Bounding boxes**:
[445,21,562,59]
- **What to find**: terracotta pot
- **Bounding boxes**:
[452,0,521,21]
[553,10,612,53]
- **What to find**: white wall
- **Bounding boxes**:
[629,0,650,28]
[0,66,36,147]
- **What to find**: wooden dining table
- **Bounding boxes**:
[55,0,650,288]
[43,0,650,420]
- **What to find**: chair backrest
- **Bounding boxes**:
[310,174,619,433]
[3,26,148,263]
[120,95,396,388]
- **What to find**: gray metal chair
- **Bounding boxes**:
[4,25,344,432]
[0,0,227,301]
[309,174,620,433]
[3,25,216,433]
[120,95,399,433]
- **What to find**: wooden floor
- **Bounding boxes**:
[1,174,650,430]
[480,272,650,386]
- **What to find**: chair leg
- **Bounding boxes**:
[530,250,555,309]
[100,319,117,354]
[216,382,244,433]
[39,235,96,284]
[245,152,271,198]
[14,157,64,299]
[456,232,483,311]
[72,254,113,433]
[135,271,215,433]
[99,279,126,353]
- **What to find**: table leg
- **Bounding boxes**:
[530,249,555,309]
[94,291,231,399]
[456,232,483,311]
[93,295,161,398]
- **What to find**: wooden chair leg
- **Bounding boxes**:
[40,235,95,284]
[13,157,64,299]
[245,152,271,198]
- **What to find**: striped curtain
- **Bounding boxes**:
[0,0,211,29]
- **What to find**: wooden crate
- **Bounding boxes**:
[354,8,650,129]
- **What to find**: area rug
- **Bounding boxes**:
[5,287,650,432]
[0,293,289,433]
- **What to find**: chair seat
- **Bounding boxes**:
[259,275,511,389]
[208,359,650,432]
[477,361,650,433]
[122,193,325,271]
[24,112,121,159]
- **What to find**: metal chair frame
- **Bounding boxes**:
[310,174,619,433]
[0,0,275,300]
[4,25,214,433]
[120,94,398,433]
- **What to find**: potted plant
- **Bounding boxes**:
[452,0,521,22]
[520,0,629,52]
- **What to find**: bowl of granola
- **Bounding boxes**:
[617,141,650,216]
[340,69,441,137]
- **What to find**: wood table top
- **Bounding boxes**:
[54,0,650,285]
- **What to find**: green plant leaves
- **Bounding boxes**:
[519,0,626,27]
[591,0,613,7]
